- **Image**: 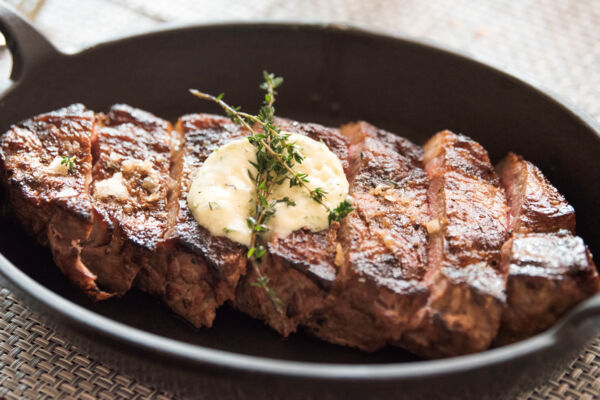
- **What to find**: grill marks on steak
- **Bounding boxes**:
[498,153,575,234]
[135,114,248,328]
[305,122,430,352]
[401,131,509,358]
[497,232,598,344]
[81,104,173,296]
[3,104,600,356]
[495,153,599,344]
[0,104,106,297]
[234,121,347,336]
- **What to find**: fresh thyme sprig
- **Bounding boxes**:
[60,155,76,173]
[190,71,354,311]
[190,76,351,221]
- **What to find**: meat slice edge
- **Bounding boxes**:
[494,152,599,344]
[80,104,174,296]
[234,120,347,336]
[304,121,430,352]
[497,152,575,234]
[400,130,509,358]
[135,114,248,328]
[0,104,113,299]
[497,231,598,344]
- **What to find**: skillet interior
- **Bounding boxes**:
[0,11,599,399]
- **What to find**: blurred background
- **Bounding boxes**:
[2,0,600,122]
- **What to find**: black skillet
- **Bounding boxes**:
[0,4,599,399]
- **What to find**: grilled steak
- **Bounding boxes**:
[304,122,430,352]
[495,152,600,344]
[234,121,348,336]
[497,231,598,344]
[135,114,248,328]
[498,152,575,234]
[0,104,105,297]
[71,104,174,297]
[400,131,509,358]
[3,104,598,357]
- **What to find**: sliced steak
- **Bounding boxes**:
[304,122,430,352]
[497,231,598,344]
[495,152,599,344]
[400,130,509,358]
[234,120,348,336]
[0,104,110,298]
[497,152,575,234]
[135,114,248,328]
[79,104,173,296]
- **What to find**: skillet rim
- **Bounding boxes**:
[0,20,599,381]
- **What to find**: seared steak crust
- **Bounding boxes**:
[80,104,173,296]
[3,104,598,357]
[495,153,599,344]
[136,114,248,328]
[305,122,430,352]
[497,152,575,234]
[401,130,509,358]
[234,120,346,336]
[0,104,108,298]
[497,231,598,344]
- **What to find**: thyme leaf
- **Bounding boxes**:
[328,199,355,225]
[190,71,354,312]
[60,155,76,173]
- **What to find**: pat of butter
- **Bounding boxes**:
[94,172,129,201]
[46,156,70,176]
[187,133,349,246]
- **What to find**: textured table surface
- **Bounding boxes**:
[0,0,599,398]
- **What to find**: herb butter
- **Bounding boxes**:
[187,133,349,246]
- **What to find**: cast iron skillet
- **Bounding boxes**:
[0,4,599,399]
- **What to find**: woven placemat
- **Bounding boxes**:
[0,0,599,398]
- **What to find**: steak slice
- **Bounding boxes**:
[135,114,248,328]
[304,122,430,352]
[0,104,110,298]
[497,231,598,344]
[497,152,575,234]
[400,130,509,358]
[234,120,348,336]
[79,104,174,296]
[495,152,600,344]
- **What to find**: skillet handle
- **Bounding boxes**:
[0,2,60,82]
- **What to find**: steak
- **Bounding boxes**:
[400,131,509,358]
[497,231,598,344]
[0,104,116,299]
[75,104,174,297]
[3,104,599,357]
[495,152,600,344]
[497,152,575,234]
[304,122,430,352]
[234,120,348,336]
[135,114,248,328]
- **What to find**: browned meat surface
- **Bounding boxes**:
[497,152,575,234]
[495,153,600,344]
[400,130,509,358]
[135,114,248,328]
[304,122,430,352]
[234,120,347,336]
[497,231,598,344]
[4,104,599,357]
[75,104,173,296]
[0,104,110,298]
